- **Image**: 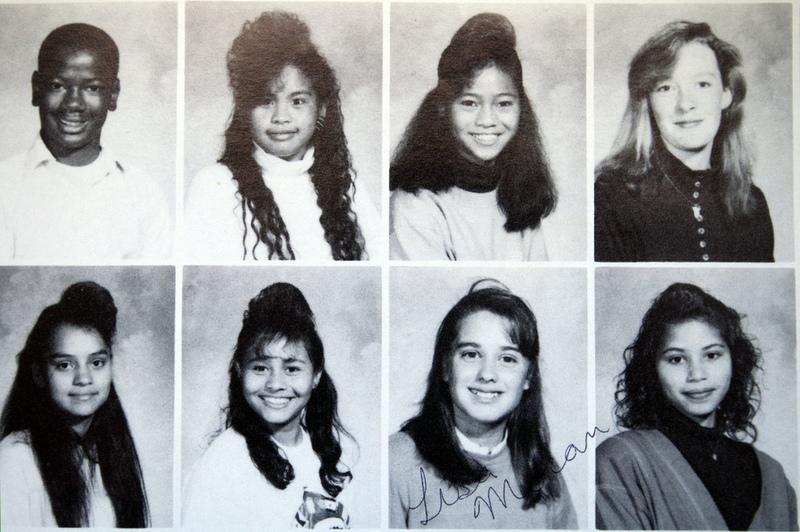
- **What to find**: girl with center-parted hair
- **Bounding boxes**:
[183,282,355,528]
[390,13,557,261]
[389,281,576,529]
[0,282,148,528]
[595,21,774,262]
[596,283,797,530]
[185,11,378,261]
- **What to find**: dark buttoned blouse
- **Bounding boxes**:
[594,148,774,262]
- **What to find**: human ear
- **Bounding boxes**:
[721,87,732,110]
[318,103,327,119]
[108,79,120,112]
[31,71,42,107]
[313,370,322,389]
[523,378,530,391]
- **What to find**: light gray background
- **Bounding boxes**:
[391,3,587,261]
[0,3,177,214]
[390,267,588,528]
[182,266,381,527]
[184,2,382,213]
[594,4,794,261]
[0,266,175,527]
[595,267,798,491]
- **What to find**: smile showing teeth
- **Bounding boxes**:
[470,133,501,146]
[70,393,97,402]
[470,389,501,402]
[261,396,291,409]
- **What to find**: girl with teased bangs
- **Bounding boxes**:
[183,283,355,528]
[185,11,377,261]
[390,13,556,261]
[596,283,797,530]
[390,281,576,528]
[0,282,148,528]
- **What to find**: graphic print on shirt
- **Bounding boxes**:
[294,489,350,528]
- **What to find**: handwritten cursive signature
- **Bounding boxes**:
[409,467,524,525]
[552,426,609,473]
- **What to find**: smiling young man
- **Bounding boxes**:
[0,23,171,261]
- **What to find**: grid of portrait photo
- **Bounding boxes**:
[0,1,797,530]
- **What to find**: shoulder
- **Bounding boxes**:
[596,430,663,462]
[391,188,441,213]
[0,431,37,475]
[187,163,237,197]
[754,447,792,482]
[389,432,427,478]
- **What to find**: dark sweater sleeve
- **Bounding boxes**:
[594,177,640,262]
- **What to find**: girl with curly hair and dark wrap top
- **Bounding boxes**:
[185,11,377,261]
[596,283,797,530]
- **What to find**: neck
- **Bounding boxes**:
[270,418,303,447]
[454,412,507,448]
[664,141,713,171]
[70,416,94,438]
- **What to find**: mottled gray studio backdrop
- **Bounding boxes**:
[390,267,589,528]
[391,4,587,261]
[184,2,382,214]
[595,4,793,261]
[182,266,381,527]
[0,267,175,527]
[0,3,177,214]
[595,267,797,491]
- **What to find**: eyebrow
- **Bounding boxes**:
[249,354,308,364]
[460,91,518,98]
[454,341,521,352]
[49,349,110,359]
[661,343,727,353]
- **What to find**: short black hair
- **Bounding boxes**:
[38,23,119,78]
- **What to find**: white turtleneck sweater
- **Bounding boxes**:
[184,145,379,261]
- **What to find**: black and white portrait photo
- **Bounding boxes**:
[595,267,797,530]
[389,267,587,528]
[0,266,175,528]
[594,4,793,262]
[0,3,176,261]
[183,3,382,262]
[181,266,381,528]
[389,4,586,261]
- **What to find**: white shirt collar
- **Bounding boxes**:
[455,428,508,457]
[25,135,123,186]
[252,143,315,178]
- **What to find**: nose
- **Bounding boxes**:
[686,360,707,382]
[64,86,86,111]
[676,87,696,113]
[264,369,287,391]
[73,364,93,386]
[271,100,291,124]
[474,103,497,128]
[477,357,498,382]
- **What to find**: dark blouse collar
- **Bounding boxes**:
[653,138,721,193]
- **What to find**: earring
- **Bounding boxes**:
[316,115,326,130]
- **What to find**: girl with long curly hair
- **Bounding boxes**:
[389,13,557,261]
[390,281,576,528]
[596,283,797,530]
[0,281,149,528]
[185,11,377,261]
[183,282,355,528]
[595,21,774,262]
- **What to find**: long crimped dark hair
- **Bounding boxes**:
[221,11,366,260]
[226,282,351,496]
[597,21,755,218]
[401,281,560,508]
[0,282,149,527]
[390,13,556,232]
[615,282,762,441]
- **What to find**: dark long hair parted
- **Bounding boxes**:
[401,281,560,508]
[390,13,556,233]
[220,11,365,260]
[615,282,761,441]
[226,282,351,496]
[597,21,755,218]
[0,282,148,527]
